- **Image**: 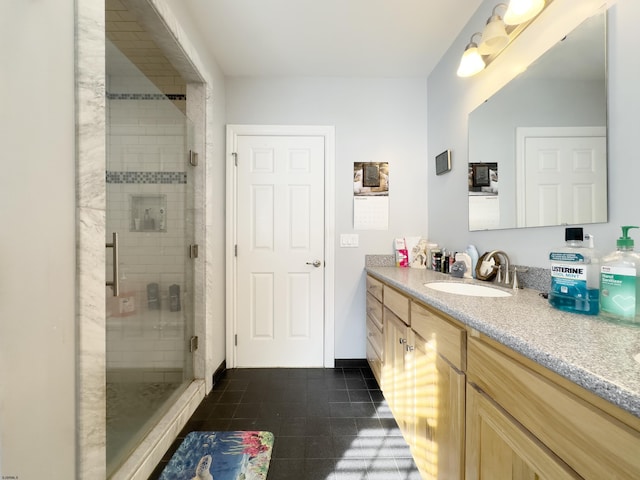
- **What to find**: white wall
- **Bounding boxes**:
[226,77,428,358]
[0,1,77,478]
[427,0,636,268]
[0,0,228,476]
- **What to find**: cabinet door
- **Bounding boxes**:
[465,384,581,480]
[383,308,412,437]
[413,332,465,480]
[468,338,640,479]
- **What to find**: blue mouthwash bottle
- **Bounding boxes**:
[549,227,599,315]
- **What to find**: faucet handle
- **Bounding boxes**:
[511,266,528,289]
[495,264,503,283]
[503,264,511,285]
[511,268,520,289]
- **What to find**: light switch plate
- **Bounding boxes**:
[340,234,359,248]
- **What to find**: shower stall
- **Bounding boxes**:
[105,37,198,475]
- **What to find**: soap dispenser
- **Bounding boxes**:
[600,226,640,324]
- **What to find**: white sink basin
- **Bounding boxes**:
[424,281,512,297]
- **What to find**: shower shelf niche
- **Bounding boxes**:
[130,194,167,232]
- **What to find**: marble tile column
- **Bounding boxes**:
[75,0,107,478]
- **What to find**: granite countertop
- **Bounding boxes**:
[366,266,640,419]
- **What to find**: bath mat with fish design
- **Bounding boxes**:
[159,431,274,480]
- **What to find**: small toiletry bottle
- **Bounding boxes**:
[466,245,479,278]
[455,252,473,278]
[432,250,442,271]
[600,226,640,324]
[147,282,160,310]
[441,248,448,273]
[395,238,409,267]
[584,233,600,299]
[169,284,181,312]
[159,207,166,230]
[549,227,599,315]
[144,209,151,230]
[425,243,438,270]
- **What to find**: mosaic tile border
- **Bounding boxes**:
[106,171,187,184]
[107,93,186,101]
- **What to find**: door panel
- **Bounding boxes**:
[522,133,606,227]
[236,135,325,367]
[465,385,580,480]
[105,38,195,474]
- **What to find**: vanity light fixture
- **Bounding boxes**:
[456,0,549,77]
[456,33,486,77]
[478,4,509,55]
[504,0,545,25]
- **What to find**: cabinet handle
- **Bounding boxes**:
[106,232,120,297]
[399,338,407,345]
[406,345,415,352]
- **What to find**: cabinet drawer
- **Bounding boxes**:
[366,339,382,386]
[411,302,465,371]
[366,316,383,358]
[384,286,410,326]
[366,275,383,302]
[467,338,640,480]
[366,293,383,330]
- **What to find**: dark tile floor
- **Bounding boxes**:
[148,365,421,479]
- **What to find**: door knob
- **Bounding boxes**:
[306,260,322,268]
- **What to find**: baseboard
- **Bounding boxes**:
[210,360,368,373]
[212,360,226,387]
[335,358,369,368]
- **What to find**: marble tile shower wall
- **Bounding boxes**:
[106,94,189,381]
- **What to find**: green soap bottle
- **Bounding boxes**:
[599,226,640,324]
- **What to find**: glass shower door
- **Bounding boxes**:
[105,39,195,475]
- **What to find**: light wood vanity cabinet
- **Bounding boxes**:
[465,383,579,480]
[466,336,640,480]
[365,273,640,480]
[383,305,413,437]
[411,302,466,480]
[379,285,413,438]
[366,275,466,480]
[365,276,384,384]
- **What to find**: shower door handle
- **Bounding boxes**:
[106,232,120,297]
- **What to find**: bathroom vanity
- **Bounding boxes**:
[365,266,640,480]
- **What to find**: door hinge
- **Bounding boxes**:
[232,152,238,167]
[190,336,199,352]
[234,245,238,257]
[234,334,238,346]
[189,244,199,258]
[188,150,199,166]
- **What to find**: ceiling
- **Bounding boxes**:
[175,0,484,77]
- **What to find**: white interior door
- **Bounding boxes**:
[516,127,606,227]
[234,134,326,367]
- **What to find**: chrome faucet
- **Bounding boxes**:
[485,250,511,287]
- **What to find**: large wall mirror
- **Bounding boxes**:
[468,10,607,231]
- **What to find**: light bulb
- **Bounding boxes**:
[479,16,509,55]
[457,44,486,77]
[504,0,545,25]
